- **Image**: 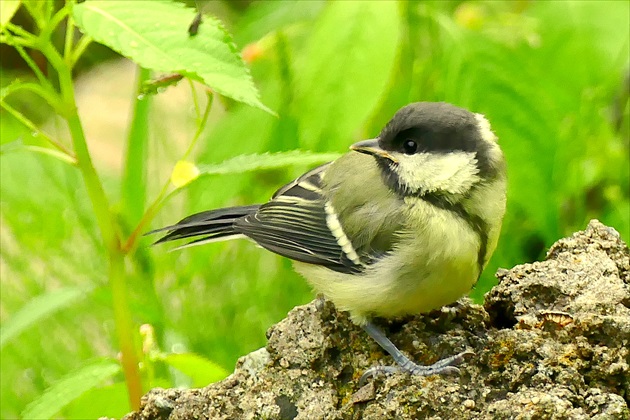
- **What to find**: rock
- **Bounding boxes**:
[123,220,629,419]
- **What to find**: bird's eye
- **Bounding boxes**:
[403,139,418,154]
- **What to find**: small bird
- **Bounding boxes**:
[152,102,507,382]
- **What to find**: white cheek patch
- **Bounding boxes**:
[474,113,497,144]
[474,113,504,168]
[392,151,480,195]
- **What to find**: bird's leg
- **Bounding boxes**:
[359,321,473,385]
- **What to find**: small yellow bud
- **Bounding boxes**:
[242,42,263,64]
[171,160,200,188]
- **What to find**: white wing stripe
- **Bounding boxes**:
[324,201,362,265]
[297,180,323,193]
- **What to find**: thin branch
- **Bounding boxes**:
[3,81,62,110]
[40,5,71,41]
[3,30,55,91]
[188,78,201,122]
[70,35,93,68]
[18,145,77,165]
[63,11,75,65]
[122,175,172,253]
[42,39,144,410]
[4,22,38,40]
[21,1,44,29]
[0,100,75,159]
[182,89,213,160]
[123,90,213,252]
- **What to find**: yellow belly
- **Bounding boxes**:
[294,202,480,325]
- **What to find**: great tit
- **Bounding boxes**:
[153,102,507,382]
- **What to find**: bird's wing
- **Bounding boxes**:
[150,205,260,244]
[235,163,366,274]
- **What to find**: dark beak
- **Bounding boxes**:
[350,139,398,163]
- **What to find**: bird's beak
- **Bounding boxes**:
[350,138,398,163]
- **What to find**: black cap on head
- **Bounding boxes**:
[378,102,498,178]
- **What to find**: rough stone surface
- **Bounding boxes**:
[123,220,630,419]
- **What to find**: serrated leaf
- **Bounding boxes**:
[73,0,271,113]
[0,0,21,29]
[0,287,86,349]
[196,150,339,178]
[293,2,401,150]
[164,353,229,387]
[21,359,121,420]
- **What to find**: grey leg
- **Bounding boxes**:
[360,321,473,385]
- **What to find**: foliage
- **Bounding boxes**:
[72,0,270,112]
[1,0,628,418]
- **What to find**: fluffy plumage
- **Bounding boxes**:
[153,102,507,379]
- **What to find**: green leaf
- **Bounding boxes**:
[0,287,86,349]
[1,140,76,165]
[292,1,402,150]
[234,0,325,46]
[0,0,21,29]
[121,66,151,227]
[196,150,340,178]
[73,0,271,113]
[164,352,229,387]
[21,359,121,420]
[63,382,129,419]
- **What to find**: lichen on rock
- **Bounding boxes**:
[122,220,629,419]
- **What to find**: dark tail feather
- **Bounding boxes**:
[149,205,260,245]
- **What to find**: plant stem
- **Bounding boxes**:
[2,27,53,90]
[123,90,213,252]
[183,89,213,160]
[41,38,143,409]
[122,179,172,253]
[70,35,93,68]
[0,100,75,161]
[110,250,143,410]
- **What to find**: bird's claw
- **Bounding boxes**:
[359,349,474,386]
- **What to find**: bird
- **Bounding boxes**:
[151,102,507,383]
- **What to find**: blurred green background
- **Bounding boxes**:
[1,0,628,418]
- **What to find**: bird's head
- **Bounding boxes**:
[351,102,505,199]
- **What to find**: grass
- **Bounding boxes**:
[1,1,628,418]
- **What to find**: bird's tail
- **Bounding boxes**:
[148,205,260,249]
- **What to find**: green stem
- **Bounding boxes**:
[70,35,93,68]
[123,178,172,253]
[39,5,70,42]
[22,145,78,165]
[0,99,75,160]
[2,27,54,91]
[41,40,143,409]
[5,21,39,40]
[46,47,115,243]
[110,250,143,410]
[63,11,75,63]
[123,90,213,252]
[183,89,213,160]
[19,3,39,28]
[2,80,62,111]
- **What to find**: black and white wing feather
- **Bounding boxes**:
[150,205,261,246]
[153,163,366,274]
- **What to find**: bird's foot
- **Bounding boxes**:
[359,349,474,386]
